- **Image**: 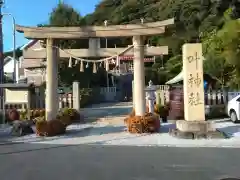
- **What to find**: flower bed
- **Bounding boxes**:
[36,119,66,137]
[4,107,82,137]
[154,104,170,122]
[35,108,81,137]
[6,109,46,123]
[125,109,160,134]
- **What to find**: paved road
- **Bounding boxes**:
[0,143,239,180]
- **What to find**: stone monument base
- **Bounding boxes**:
[176,120,215,132]
[170,120,227,139]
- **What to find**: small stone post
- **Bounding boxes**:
[72,81,80,112]
[146,80,156,113]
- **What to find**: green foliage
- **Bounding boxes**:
[81,0,239,84]
[45,0,240,87]
[19,110,28,120]
[18,109,45,121]
[49,2,85,49]
[203,54,233,87]
[4,75,14,83]
[58,107,79,119]
[57,107,82,125]
[165,55,182,79]
[206,106,227,119]
[49,3,82,26]
[218,20,240,66]
[154,104,169,118]
[46,2,108,88]
[201,12,240,88]
[3,47,22,59]
[34,116,45,124]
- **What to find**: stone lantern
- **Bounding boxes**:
[145,80,156,113]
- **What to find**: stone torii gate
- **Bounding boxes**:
[16,18,174,120]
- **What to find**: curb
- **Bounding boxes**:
[0,125,94,146]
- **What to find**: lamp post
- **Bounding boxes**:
[2,13,16,82]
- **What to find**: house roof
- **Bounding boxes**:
[165,71,183,85]
[3,56,17,66]
[165,70,217,85]
[166,56,206,84]
[20,40,38,50]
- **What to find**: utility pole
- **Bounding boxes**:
[0,0,4,110]
[104,20,109,90]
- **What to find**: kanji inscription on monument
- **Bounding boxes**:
[183,43,205,121]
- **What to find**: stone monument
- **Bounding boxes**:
[175,43,216,138]
[183,43,205,121]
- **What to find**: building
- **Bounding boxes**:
[165,70,217,90]
[3,55,23,82]
[20,40,46,85]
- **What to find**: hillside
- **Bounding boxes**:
[83,0,239,55]
[47,0,240,88]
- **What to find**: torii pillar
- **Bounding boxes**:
[45,38,59,121]
[133,36,146,116]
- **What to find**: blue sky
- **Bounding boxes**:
[2,0,100,52]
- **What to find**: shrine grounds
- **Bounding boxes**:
[1,102,240,148]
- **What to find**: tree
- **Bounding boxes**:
[217,18,240,88]
[47,2,107,88]
[3,47,22,59]
[202,8,240,88]
[45,0,240,87]
[49,2,84,48]
[203,54,233,87]
[50,2,82,26]
[218,19,240,68]
[165,55,182,80]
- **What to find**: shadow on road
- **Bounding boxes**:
[0,144,76,155]
[160,123,176,133]
[217,125,240,138]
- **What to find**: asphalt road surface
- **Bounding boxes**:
[0,143,239,180]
